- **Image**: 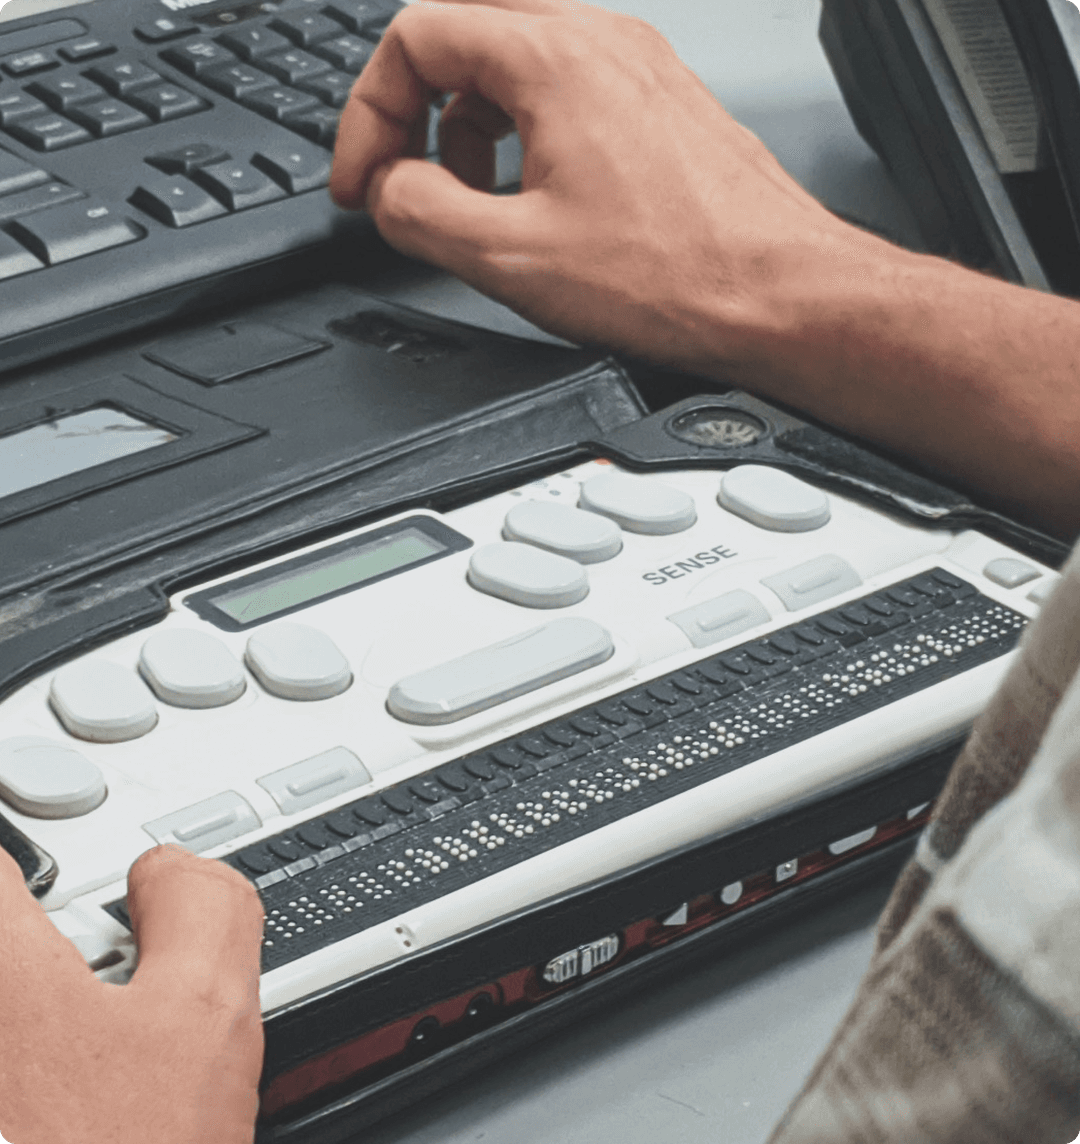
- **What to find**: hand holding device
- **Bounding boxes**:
[0,845,263,1144]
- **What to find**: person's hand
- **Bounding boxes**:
[330,0,872,375]
[0,844,264,1144]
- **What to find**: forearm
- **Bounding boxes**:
[691,232,1080,541]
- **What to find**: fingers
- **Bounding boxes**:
[438,90,516,190]
[331,1,552,209]
[126,845,263,1008]
[0,843,89,984]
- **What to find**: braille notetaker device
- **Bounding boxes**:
[0,278,1066,1140]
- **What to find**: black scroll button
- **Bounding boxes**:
[517,737,552,759]
[379,789,413,816]
[489,745,526,769]
[671,672,703,696]
[434,765,471,793]
[620,693,656,717]
[814,615,850,637]
[409,779,444,804]
[791,625,826,646]
[839,605,874,627]
[296,822,332,850]
[462,757,496,781]
[645,682,679,706]
[324,810,359,839]
[234,847,274,875]
[930,569,970,593]
[353,797,390,826]
[765,633,800,656]
[267,837,304,863]
[542,725,577,749]
[744,646,778,665]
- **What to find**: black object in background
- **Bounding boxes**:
[820,0,1080,295]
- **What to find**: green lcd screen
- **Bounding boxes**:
[187,517,471,631]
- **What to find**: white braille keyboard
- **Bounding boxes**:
[0,457,1056,1012]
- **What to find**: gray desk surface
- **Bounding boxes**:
[0,2,919,1141]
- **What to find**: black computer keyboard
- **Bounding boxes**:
[0,0,514,375]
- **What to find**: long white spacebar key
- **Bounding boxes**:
[387,618,615,725]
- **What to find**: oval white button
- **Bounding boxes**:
[468,542,589,608]
[579,473,696,534]
[718,465,830,532]
[246,623,353,701]
[50,660,158,743]
[503,500,623,563]
[0,736,107,818]
[139,630,246,708]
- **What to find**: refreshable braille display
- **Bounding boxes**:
[0,450,1055,1022]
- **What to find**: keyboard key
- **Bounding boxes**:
[70,99,151,137]
[388,617,615,725]
[263,47,332,84]
[0,91,48,125]
[9,199,143,265]
[218,24,292,61]
[27,74,108,111]
[200,61,277,99]
[193,159,287,210]
[135,16,198,43]
[285,105,340,146]
[59,38,116,63]
[252,140,333,192]
[0,231,43,280]
[0,736,106,818]
[295,69,354,108]
[127,83,209,122]
[324,0,401,37]
[0,148,48,195]
[50,660,157,742]
[3,50,59,78]
[240,85,319,122]
[314,32,374,72]
[87,56,162,95]
[162,38,236,76]
[8,113,92,151]
[0,181,85,223]
[146,141,231,176]
[272,12,344,46]
[131,173,228,227]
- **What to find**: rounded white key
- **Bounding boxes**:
[468,542,589,608]
[718,465,830,532]
[579,473,696,534]
[503,500,623,563]
[0,736,106,818]
[139,629,246,708]
[245,623,353,701]
[50,660,157,743]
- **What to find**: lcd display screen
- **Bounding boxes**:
[210,528,447,626]
[0,407,179,500]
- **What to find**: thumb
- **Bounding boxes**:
[126,845,263,1006]
[365,156,528,277]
